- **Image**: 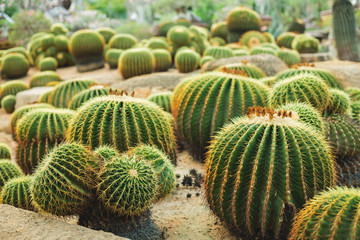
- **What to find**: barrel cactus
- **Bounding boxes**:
[0,80,29,101]
[118,48,154,79]
[263,32,275,43]
[50,23,68,35]
[152,49,172,72]
[39,57,58,71]
[270,73,331,110]
[105,49,123,69]
[239,31,266,48]
[54,35,69,51]
[96,27,116,44]
[250,46,277,56]
[260,43,280,51]
[145,38,168,50]
[29,71,62,88]
[94,145,120,162]
[227,32,243,43]
[346,87,360,102]
[31,143,99,216]
[210,37,226,46]
[66,94,176,160]
[1,176,34,211]
[0,143,11,160]
[214,62,266,79]
[289,187,360,240]
[55,52,67,67]
[171,72,269,157]
[0,53,30,79]
[276,32,297,49]
[210,21,228,41]
[205,107,335,239]
[292,35,320,54]
[175,49,200,73]
[68,86,110,110]
[203,46,234,59]
[109,33,138,50]
[200,56,215,67]
[46,46,57,57]
[226,7,261,32]
[0,160,23,190]
[147,91,172,113]
[233,49,249,56]
[276,48,301,66]
[324,89,351,115]
[157,21,176,37]
[167,26,191,47]
[1,95,16,114]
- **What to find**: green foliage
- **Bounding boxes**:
[249,46,277,56]
[276,48,301,66]
[324,89,351,116]
[108,33,138,50]
[1,95,16,114]
[0,176,34,211]
[175,49,200,73]
[200,56,215,67]
[68,87,110,110]
[31,143,99,216]
[152,49,172,72]
[167,26,191,47]
[292,35,319,54]
[215,62,266,79]
[30,71,62,88]
[0,160,22,191]
[0,53,29,79]
[118,48,154,79]
[205,110,335,239]
[0,143,11,160]
[226,7,261,32]
[147,91,172,113]
[105,49,123,69]
[276,32,297,49]
[240,31,266,48]
[0,80,29,101]
[96,27,117,44]
[39,57,58,71]
[203,46,233,59]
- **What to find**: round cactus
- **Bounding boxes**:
[346,87,360,102]
[96,27,116,44]
[157,21,176,37]
[4,47,33,65]
[233,49,249,56]
[289,187,360,240]
[54,35,69,52]
[39,34,55,49]
[239,31,266,48]
[259,76,276,87]
[1,95,16,114]
[105,49,123,69]
[276,32,297,48]
[38,89,52,103]
[46,46,57,57]
[66,94,176,160]
[1,176,34,210]
[351,101,360,122]
[94,145,120,162]
[203,46,234,59]
[0,160,22,191]
[260,42,280,51]
[147,91,172,113]
[47,78,98,108]
[55,52,67,67]
[171,72,269,156]
[324,89,351,115]
[292,34,319,54]
[226,7,261,32]
[0,53,29,79]
[167,26,191,47]
[214,62,266,79]
[175,49,200,73]
[97,155,158,216]
[50,23,68,35]
[205,107,335,239]
[270,73,330,110]
[145,38,168,50]
[211,21,228,41]
[0,143,11,160]
[210,37,226,46]
[29,71,62,88]
[250,46,277,56]
[0,80,29,101]
[39,57,58,71]
[200,56,215,67]
[263,32,275,43]
[152,49,172,72]
[31,143,99,216]
[129,144,175,198]
[276,48,301,66]
[68,86,110,110]
[118,48,154,79]
[108,33,138,50]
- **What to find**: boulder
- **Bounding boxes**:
[15,87,54,109]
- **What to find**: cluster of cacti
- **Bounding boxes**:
[292,34,320,53]
[147,91,172,113]
[167,26,191,47]
[96,27,116,44]
[0,53,30,79]
[0,80,29,101]
[105,49,123,69]
[0,143,11,160]
[1,95,16,114]
[109,33,138,50]
[29,71,62,88]
[276,48,301,66]
[239,31,266,48]
[324,89,351,115]
[39,57,58,71]
[171,72,269,157]
[203,46,233,59]
[0,176,34,211]
[210,21,228,41]
[289,187,360,239]
[175,49,200,73]
[0,160,23,190]
[118,48,154,79]
[276,32,297,48]
[249,46,277,56]
[68,86,110,110]
[214,61,266,79]
[151,49,172,72]
[66,93,176,160]
[288,19,306,33]
[205,106,335,239]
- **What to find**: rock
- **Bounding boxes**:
[202,54,288,77]
[0,204,128,240]
[15,87,54,109]
[300,52,332,63]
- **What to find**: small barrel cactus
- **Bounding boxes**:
[50,23,68,35]
[66,94,176,160]
[29,71,62,88]
[109,33,138,50]
[0,143,11,160]
[46,46,57,57]
[226,7,261,32]
[105,49,123,69]
[94,145,120,162]
[0,80,29,101]
[200,56,215,67]
[0,160,23,190]
[96,27,116,44]
[175,49,200,73]
[346,87,360,102]
[351,101,360,122]
[288,19,306,33]
[289,187,360,240]
[55,52,67,67]
[4,47,33,66]
[205,107,335,239]
[276,32,297,48]
[1,95,16,113]
[227,31,243,43]
[31,143,99,216]
[250,46,277,56]
[39,57,58,71]
[157,21,176,37]
[118,48,154,79]
[276,48,301,66]
[239,31,266,48]
[324,89,351,115]
[210,37,226,46]
[167,26,191,47]
[269,73,330,111]
[145,38,168,50]
[1,176,34,211]
[147,91,172,113]
[210,21,228,40]
[214,62,266,79]
[152,49,172,72]
[260,43,280,51]
[233,49,249,56]
[263,32,275,43]
[292,34,320,54]
[68,86,110,110]
[54,35,69,51]
[0,53,29,79]
[203,46,234,59]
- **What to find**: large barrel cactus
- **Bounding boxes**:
[0,53,29,79]
[292,35,319,54]
[226,7,261,32]
[68,86,110,110]
[210,21,228,40]
[324,89,351,116]
[108,33,138,50]
[1,176,34,211]
[1,95,16,114]
[276,32,297,49]
[276,48,301,66]
[105,49,123,69]
[96,27,116,44]
[118,48,154,79]
[205,107,335,239]
[145,38,168,50]
[157,21,176,37]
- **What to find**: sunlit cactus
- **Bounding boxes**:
[0,160,23,191]
[109,33,138,50]
[0,176,34,211]
[175,49,200,73]
[226,7,261,32]
[203,46,234,59]
[0,80,29,102]
[324,89,351,116]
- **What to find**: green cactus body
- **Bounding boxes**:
[259,76,276,87]
[167,43,178,59]
[288,19,306,33]
[147,91,172,113]
[108,33,138,50]
[152,49,172,72]
[203,46,233,60]
[47,78,98,108]
[55,52,67,67]
[118,48,154,79]
[292,35,320,54]
[276,32,297,48]
[145,38,168,50]
[35,53,48,66]
[157,21,176,37]
[263,32,275,43]
[1,95,16,113]
[260,43,280,51]
[227,44,249,50]
[324,114,360,159]
[240,31,266,48]
[176,18,191,27]
[64,52,76,66]
[197,36,211,55]
[167,26,191,47]
[275,65,344,90]
[227,31,243,43]
[324,89,351,116]
[0,143,11,160]
[31,143,99,216]
[54,35,69,52]
[200,56,215,67]
[105,49,123,69]
[39,57,58,71]
[289,187,360,240]
[186,41,201,53]
[66,95,176,160]
[211,21,228,41]
[39,34,55,49]
[226,7,261,32]
[171,72,269,156]
[46,46,57,57]
[205,109,335,239]
[129,144,175,198]
[1,176,33,210]
[250,46,277,56]
[0,80,29,101]
[1,53,30,79]
[346,87,360,102]
[233,49,249,57]
[94,145,120,162]
[30,71,62,88]
[68,87,110,110]
[50,23,68,35]
[96,27,116,44]
[0,160,23,190]
[175,49,200,73]
[336,157,360,187]
[210,37,226,47]
[276,48,301,66]
[4,47,33,66]
[270,73,330,110]
[30,32,47,41]
[351,101,360,122]
[215,62,266,79]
